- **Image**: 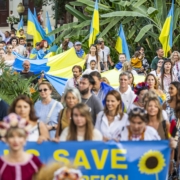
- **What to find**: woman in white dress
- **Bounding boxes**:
[95,90,128,142]
[120,107,161,141]
[60,103,102,141]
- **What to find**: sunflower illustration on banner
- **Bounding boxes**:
[138,150,166,180]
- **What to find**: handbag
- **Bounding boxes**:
[45,101,58,124]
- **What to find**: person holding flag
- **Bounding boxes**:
[16,16,26,40]
[159,0,174,57]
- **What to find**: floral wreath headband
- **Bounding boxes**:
[0,113,32,137]
[53,167,83,180]
[134,82,149,95]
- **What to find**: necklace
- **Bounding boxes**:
[84,95,92,104]
[128,126,145,141]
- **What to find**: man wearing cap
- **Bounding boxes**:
[96,40,108,71]
[29,42,40,59]
[75,41,85,59]
[98,38,114,69]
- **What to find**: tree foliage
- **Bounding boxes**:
[48,0,180,62]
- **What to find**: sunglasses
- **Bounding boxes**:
[38,88,48,92]
[131,107,147,116]
[158,61,164,63]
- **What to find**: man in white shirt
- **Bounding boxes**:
[116,72,136,110]
[98,38,114,68]
[64,65,82,90]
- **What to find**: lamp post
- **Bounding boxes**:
[17,3,25,19]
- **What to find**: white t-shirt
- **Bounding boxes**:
[116,86,136,110]
[98,49,107,63]
[120,126,161,141]
[60,127,103,141]
[95,111,129,140]
[27,123,40,142]
[82,69,98,75]
[102,46,110,56]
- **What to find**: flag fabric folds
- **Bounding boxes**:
[46,12,55,42]
[13,48,84,94]
[34,8,37,17]
[16,16,24,36]
[115,24,130,61]
[44,73,67,95]
[88,0,99,47]
[159,0,174,57]
[27,9,51,47]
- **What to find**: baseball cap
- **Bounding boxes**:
[75,41,82,46]
[98,38,104,42]
[95,40,102,45]
[35,42,40,46]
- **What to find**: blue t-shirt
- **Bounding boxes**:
[34,99,63,138]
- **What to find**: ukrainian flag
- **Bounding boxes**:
[89,0,99,47]
[34,8,37,17]
[16,16,23,37]
[159,0,174,57]
[115,24,130,61]
[46,12,55,42]
[13,48,85,94]
[27,9,51,47]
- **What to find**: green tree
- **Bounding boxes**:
[48,0,180,62]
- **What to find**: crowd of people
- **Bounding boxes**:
[0,27,180,179]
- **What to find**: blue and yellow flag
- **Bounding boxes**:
[88,0,99,47]
[34,8,37,18]
[27,9,51,47]
[46,12,55,42]
[159,0,174,57]
[115,24,130,61]
[16,16,23,37]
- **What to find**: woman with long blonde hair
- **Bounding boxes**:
[145,73,166,102]
[59,103,102,141]
[171,51,180,81]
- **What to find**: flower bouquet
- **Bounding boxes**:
[6,16,19,24]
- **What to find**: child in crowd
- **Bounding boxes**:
[131,51,144,74]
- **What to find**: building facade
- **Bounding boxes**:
[0,0,55,27]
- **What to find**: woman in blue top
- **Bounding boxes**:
[37,40,50,59]
[34,81,63,139]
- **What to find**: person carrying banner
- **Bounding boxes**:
[0,113,42,180]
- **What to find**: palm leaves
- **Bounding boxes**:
[47,0,180,61]
[0,62,39,104]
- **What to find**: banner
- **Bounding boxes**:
[0,141,170,180]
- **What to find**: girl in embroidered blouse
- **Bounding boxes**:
[145,73,166,102]
[160,59,178,100]
[120,107,161,141]
[0,113,42,180]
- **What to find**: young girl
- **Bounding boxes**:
[0,113,42,180]
[59,103,102,141]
